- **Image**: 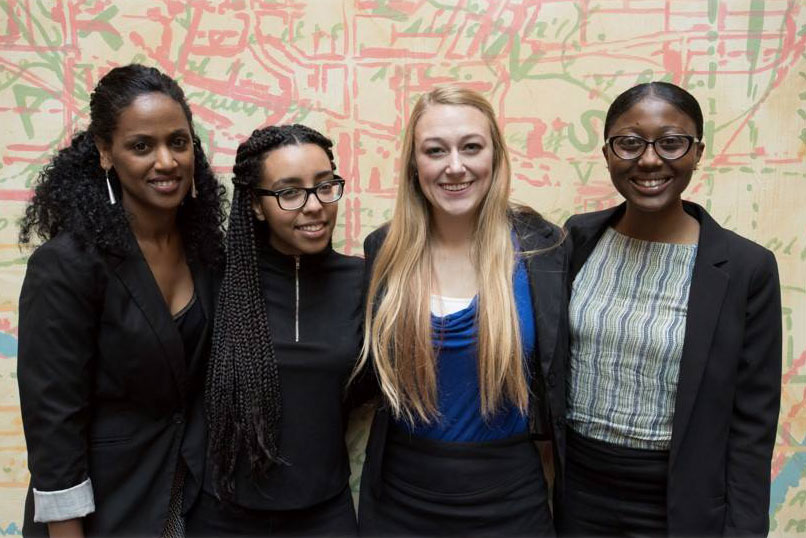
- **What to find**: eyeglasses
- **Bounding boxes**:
[606,135,699,161]
[253,177,345,211]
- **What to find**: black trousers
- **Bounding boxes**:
[557,429,668,537]
[186,485,357,537]
[359,428,555,537]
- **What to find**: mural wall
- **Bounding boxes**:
[0,0,804,534]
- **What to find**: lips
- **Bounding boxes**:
[629,176,672,192]
[295,222,326,232]
[439,181,472,192]
[147,176,182,193]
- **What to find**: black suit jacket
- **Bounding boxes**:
[18,233,213,536]
[565,201,782,536]
[359,209,570,502]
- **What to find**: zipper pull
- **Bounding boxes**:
[295,256,300,343]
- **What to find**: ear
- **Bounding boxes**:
[601,143,609,169]
[250,192,266,222]
[693,140,705,167]
[94,137,112,171]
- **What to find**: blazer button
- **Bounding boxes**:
[173,413,184,424]
[547,372,557,387]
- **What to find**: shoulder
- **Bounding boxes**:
[509,205,565,249]
[26,233,106,276]
[20,233,108,307]
[702,215,778,277]
[329,250,364,275]
[691,203,777,272]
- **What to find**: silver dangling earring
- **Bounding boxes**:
[105,169,116,205]
[191,176,198,198]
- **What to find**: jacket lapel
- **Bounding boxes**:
[569,205,623,282]
[669,202,729,467]
[108,249,187,401]
[188,265,215,377]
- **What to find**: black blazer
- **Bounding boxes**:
[359,209,570,501]
[565,201,782,536]
[18,233,214,537]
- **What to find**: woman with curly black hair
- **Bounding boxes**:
[17,64,227,537]
[185,125,363,536]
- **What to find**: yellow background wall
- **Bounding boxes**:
[0,0,804,534]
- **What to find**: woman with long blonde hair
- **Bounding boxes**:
[354,86,569,535]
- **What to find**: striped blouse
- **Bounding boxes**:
[567,227,697,450]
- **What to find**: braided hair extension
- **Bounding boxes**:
[207,124,336,501]
[18,64,227,268]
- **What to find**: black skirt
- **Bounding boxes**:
[185,485,357,536]
[557,429,668,536]
[359,427,554,536]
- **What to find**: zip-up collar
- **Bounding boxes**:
[294,256,300,342]
[256,242,336,344]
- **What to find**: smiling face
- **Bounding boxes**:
[604,97,703,215]
[413,104,494,222]
[252,143,338,256]
[97,92,194,220]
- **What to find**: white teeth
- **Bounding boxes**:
[297,223,324,232]
[150,180,177,187]
[441,182,471,191]
[633,177,669,188]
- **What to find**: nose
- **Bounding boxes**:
[446,149,465,176]
[300,191,324,213]
[637,143,663,168]
[154,145,177,172]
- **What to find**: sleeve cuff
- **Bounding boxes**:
[33,478,95,523]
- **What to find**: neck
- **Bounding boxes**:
[615,200,699,244]
[429,211,475,251]
[126,203,180,247]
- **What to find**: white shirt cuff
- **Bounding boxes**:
[33,478,95,523]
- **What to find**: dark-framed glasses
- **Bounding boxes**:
[253,177,345,211]
[606,135,699,161]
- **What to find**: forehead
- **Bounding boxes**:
[114,92,190,136]
[414,104,491,141]
[610,97,697,135]
[259,143,332,186]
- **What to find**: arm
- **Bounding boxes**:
[48,519,84,538]
[724,249,782,535]
[344,230,386,409]
[17,238,103,526]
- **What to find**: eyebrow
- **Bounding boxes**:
[271,170,335,188]
[123,128,191,140]
[419,133,486,145]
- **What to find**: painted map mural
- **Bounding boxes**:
[1,0,805,534]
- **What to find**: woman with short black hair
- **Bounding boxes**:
[560,81,781,536]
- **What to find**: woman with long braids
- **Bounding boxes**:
[186,124,363,536]
[355,86,569,536]
[17,64,227,537]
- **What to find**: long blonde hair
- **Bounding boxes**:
[356,86,528,425]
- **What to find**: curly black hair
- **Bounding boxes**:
[207,124,336,501]
[18,64,227,268]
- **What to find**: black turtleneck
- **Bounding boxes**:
[203,241,364,510]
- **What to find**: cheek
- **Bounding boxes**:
[325,203,338,223]
[184,152,195,175]
[113,155,147,180]
[260,201,293,229]
[415,156,439,182]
